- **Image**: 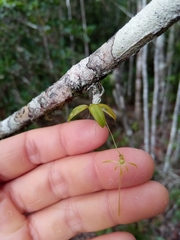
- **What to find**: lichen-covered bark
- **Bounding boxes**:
[0,0,180,139]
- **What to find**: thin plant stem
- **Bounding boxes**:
[105,121,123,216]
[118,173,122,216]
[106,122,121,155]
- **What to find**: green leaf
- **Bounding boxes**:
[67,104,88,122]
[98,103,116,121]
[89,104,106,127]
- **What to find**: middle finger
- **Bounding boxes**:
[3,148,154,213]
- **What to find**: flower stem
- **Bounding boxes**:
[106,122,121,155]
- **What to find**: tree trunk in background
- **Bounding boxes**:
[141,0,149,153]
[80,0,89,57]
[158,36,166,106]
[160,26,175,123]
[112,66,133,140]
[142,43,149,153]
[163,80,180,173]
[134,50,142,120]
[172,129,180,164]
[150,34,165,159]
[66,0,75,65]
[1,0,180,138]
[112,0,134,18]
[127,56,134,98]
[134,0,143,120]
[39,19,54,75]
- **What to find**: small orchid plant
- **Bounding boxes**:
[68,83,137,215]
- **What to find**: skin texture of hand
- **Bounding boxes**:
[0,120,168,240]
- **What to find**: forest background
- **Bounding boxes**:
[0,0,180,239]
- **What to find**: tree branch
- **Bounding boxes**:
[0,0,180,139]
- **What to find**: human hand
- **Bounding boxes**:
[0,120,168,240]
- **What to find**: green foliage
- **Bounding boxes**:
[0,0,130,118]
[68,103,116,128]
[170,188,180,223]
[101,75,115,100]
[131,121,139,132]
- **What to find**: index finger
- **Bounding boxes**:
[0,120,108,181]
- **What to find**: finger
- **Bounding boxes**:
[90,232,136,240]
[0,191,31,240]
[95,147,155,188]
[0,191,135,240]
[0,120,108,181]
[4,148,154,213]
[27,181,168,240]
